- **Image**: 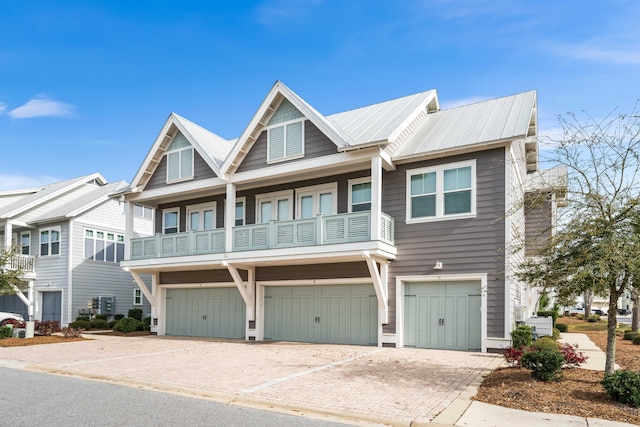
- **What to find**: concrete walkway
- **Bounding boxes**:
[0,332,634,426]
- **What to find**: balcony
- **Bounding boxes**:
[6,255,35,273]
[130,211,394,260]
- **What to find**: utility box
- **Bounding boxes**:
[99,296,115,315]
[525,316,553,337]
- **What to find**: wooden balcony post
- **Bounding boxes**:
[371,156,382,241]
[225,183,236,253]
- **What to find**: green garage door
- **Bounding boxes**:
[166,288,245,339]
[264,284,377,345]
[404,281,481,351]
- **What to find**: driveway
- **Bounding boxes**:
[0,334,501,425]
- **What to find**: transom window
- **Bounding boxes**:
[166,133,194,182]
[406,160,476,222]
[348,178,372,212]
[40,228,60,256]
[187,203,216,231]
[84,229,125,263]
[163,209,180,234]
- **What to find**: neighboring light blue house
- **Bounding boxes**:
[0,173,152,325]
[117,81,565,352]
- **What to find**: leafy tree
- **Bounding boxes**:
[0,245,27,295]
[517,105,640,375]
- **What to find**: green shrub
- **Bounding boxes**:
[602,370,640,407]
[142,317,151,331]
[90,319,109,330]
[511,325,533,349]
[576,314,585,320]
[76,315,90,321]
[551,328,560,340]
[94,314,108,321]
[128,308,143,321]
[0,325,12,339]
[556,323,569,333]
[531,336,559,351]
[108,320,118,329]
[69,320,91,330]
[520,347,564,382]
[114,314,125,321]
[587,314,601,322]
[623,331,640,341]
[633,336,640,345]
[113,317,140,334]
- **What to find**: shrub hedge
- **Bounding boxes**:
[602,370,640,407]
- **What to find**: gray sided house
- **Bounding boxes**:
[0,173,152,325]
[119,81,565,352]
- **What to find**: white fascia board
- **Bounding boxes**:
[130,114,177,189]
[3,173,105,219]
[228,150,375,186]
[121,242,397,273]
[125,177,227,203]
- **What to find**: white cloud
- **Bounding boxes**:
[8,95,74,119]
[0,174,60,191]
[440,96,491,110]
[557,43,640,65]
[0,102,6,115]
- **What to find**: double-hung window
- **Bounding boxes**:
[40,228,60,256]
[133,289,143,306]
[166,133,194,183]
[348,178,372,212]
[163,209,180,234]
[20,232,31,255]
[406,160,476,222]
[296,184,337,219]
[187,203,216,231]
[256,191,293,224]
[235,197,246,226]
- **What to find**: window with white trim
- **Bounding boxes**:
[20,232,31,255]
[256,191,293,224]
[40,228,60,256]
[84,229,125,263]
[406,160,476,222]
[163,209,180,234]
[296,183,337,219]
[235,197,246,226]
[134,204,153,219]
[266,98,305,163]
[348,177,372,212]
[187,203,216,231]
[133,288,143,305]
[166,133,194,182]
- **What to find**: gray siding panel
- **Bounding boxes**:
[383,148,506,338]
[525,195,552,257]
[34,221,70,324]
[146,149,217,191]
[256,262,370,281]
[160,269,245,284]
[236,121,338,173]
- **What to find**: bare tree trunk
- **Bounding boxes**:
[584,289,593,318]
[606,295,618,375]
[632,288,639,333]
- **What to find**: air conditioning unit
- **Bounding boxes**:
[13,328,26,338]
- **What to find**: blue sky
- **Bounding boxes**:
[1,0,638,189]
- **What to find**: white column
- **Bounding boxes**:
[4,222,12,248]
[125,201,134,261]
[371,156,382,241]
[225,183,236,252]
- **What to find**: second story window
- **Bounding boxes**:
[166,133,194,183]
[235,198,246,226]
[134,204,154,219]
[349,178,372,212]
[187,203,216,231]
[40,228,60,256]
[296,184,337,219]
[266,99,305,163]
[406,160,476,223]
[21,232,30,255]
[256,191,293,224]
[84,229,125,263]
[163,209,179,234]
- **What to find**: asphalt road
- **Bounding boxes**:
[0,368,349,427]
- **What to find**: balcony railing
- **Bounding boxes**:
[130,211,394,260]
[7,255,35,272]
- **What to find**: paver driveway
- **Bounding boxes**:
[0,334,500,425]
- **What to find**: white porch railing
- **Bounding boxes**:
[8,255,35,272]
[130,211,394,259]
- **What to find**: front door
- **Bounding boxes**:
[42,291,62,322]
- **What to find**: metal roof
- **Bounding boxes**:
[393,91,537,160]
[173,114,233,170]
[327,90,437,146]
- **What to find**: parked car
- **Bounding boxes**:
[0,312,24,325]
[593,309,607,316]
[564,307,585,317]
[618,309,631,316]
